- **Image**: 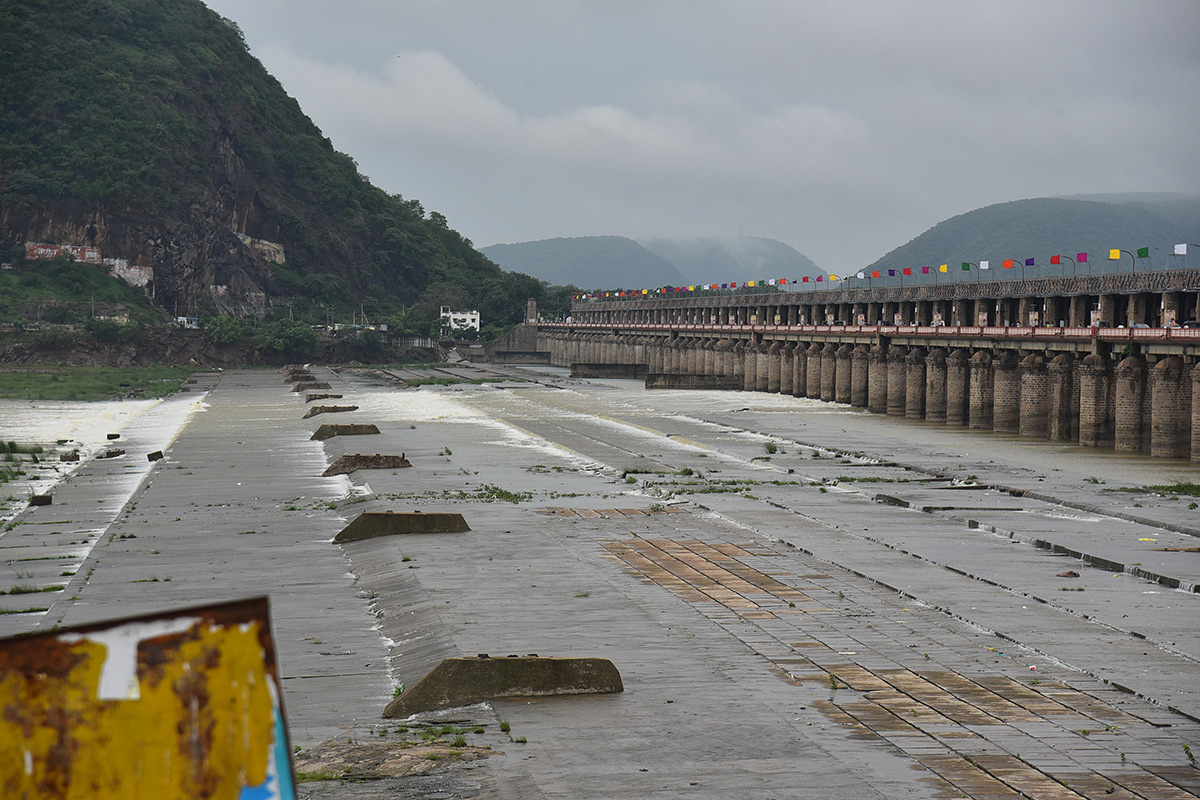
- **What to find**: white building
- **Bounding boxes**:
[440,306,480,334]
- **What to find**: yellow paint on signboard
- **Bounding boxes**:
[0,603,287,799]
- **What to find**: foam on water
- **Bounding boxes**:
[0,397,162,448]
[0,394,206,525]
[350,387,492,423]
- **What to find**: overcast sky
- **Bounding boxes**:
[203,1,1200,273]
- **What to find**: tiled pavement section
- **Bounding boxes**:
[346,499,950,799]
[596,527,1200,799]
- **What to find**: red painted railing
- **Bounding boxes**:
[537,321,1200,344]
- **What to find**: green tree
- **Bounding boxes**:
[203,315,250,346]
[255,318,316,361]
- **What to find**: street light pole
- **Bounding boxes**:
[1110,249,1136,274]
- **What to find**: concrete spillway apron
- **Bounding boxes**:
[332,512,624,719]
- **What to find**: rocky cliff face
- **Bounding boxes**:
[0,1,349,319]
[0,329,233,368]
[2,121,285,317]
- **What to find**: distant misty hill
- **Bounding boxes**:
[639,237,824,285]
[482,236,687,290]
[868,195,1200,276]
[482,235,825,290]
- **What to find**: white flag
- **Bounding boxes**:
[857,271,866,279]
[980,260,990,270]
[1176,243,1188,256]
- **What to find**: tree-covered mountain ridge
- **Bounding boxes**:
[0,0,563,336]
[868,195,1200,275]
[483,237,689,290]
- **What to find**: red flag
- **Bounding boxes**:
[802,276,809,283]
[1050,255,1061,265]
[871,270,880,278]
[902,268,912,276]
[1003,259,1015,269]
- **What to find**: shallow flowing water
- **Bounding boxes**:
[0,396,203,525]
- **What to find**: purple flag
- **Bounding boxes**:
[921,266,930,274]
[888,269,896,277]
[1025,257,1035,267]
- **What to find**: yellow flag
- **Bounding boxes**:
[748,280,755,287]
[939,264,948,272]
[641,289,648,295]
[829,274,838,281]
[1109,249,1120,260]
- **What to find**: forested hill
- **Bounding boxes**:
[639,237,824,285]
[867,196,1200,275]
[0,0,557,335]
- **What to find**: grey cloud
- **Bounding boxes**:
[204,0,1200,272]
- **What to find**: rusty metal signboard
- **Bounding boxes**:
[0,597,295,799]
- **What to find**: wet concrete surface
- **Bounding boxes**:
[2,364,1199,798]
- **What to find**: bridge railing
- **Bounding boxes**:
[538,321,1200,344]
[572,268,1200,308]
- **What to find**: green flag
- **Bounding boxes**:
[1136,246,1149,258]
[960,262,970,270]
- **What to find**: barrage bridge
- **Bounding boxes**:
[494,269,1200,461]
